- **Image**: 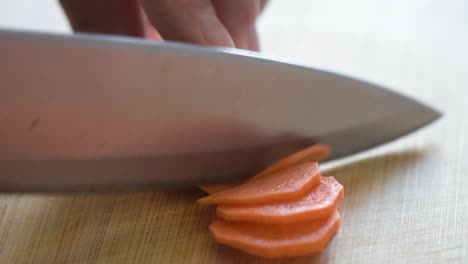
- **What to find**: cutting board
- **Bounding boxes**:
[0,0,467,263]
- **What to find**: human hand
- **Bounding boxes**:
[60,0,268,51]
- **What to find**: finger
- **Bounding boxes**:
[141,11,164,40]
[59,0,146,37]
[212,0,263,50]
[141,0,234,47]
[246,27,260,51]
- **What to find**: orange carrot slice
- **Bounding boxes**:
[216,177,343,224]
[253,144,331,180]
[198,163,321,205]
[210,210,341,258]
[200,144,331,194]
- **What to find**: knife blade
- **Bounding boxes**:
[0,30,440,192]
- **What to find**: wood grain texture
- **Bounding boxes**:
[0,0,467,263]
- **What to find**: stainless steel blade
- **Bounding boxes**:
[0,30,440,192]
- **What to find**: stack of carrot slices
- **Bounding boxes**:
[198,144,344,258]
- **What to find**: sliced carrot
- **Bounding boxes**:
[210,210,341,258]
[198,163,321,205]
[200,144,331,194]
[216,177,343,224]
[253,144,331,180]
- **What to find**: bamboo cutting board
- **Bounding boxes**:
[0,0,467,263]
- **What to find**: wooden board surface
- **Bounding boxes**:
[0,0,467,263]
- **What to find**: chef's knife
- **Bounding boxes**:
[0,30,440,192]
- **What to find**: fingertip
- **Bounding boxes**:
[141,10,163,40]
[212,0,262,51]
[247,27,260,51]
[141,0,235,47]
[198,8,235,47]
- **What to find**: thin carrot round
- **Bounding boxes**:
[198,163,321,205]
[216,177,344,224]
[199,144,331,194]
[210,210,341,258]
[252,143,331,180]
